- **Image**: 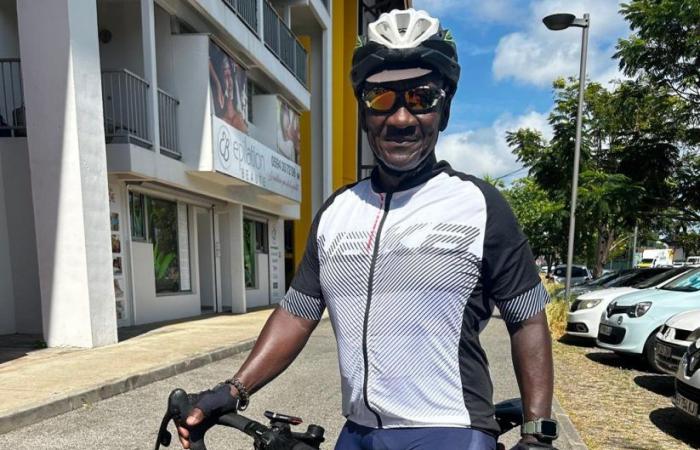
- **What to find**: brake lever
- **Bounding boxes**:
[155,389,213,450]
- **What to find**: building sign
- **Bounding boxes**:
[213,115,301,201]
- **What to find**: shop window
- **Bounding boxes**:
[129,192,146,240]
[244,219,268,289]
[129,191,191,294]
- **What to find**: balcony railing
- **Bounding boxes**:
[158,88,180,159]
[263,1,308,86]
[0,59,26,138]
[101,69,151,148]
[222,0,258,35]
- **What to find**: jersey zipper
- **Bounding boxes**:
[362,192,392,428]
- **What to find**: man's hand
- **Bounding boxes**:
[176,383,239,449]
[508,436,556,449]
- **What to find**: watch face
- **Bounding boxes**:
[540,420,558,437]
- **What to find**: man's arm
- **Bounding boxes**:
[507,310,554,442]
[177,307,318,448]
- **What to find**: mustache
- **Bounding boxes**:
[384,125,418,141]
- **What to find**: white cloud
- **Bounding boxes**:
[435,110,552,180]
[493,0,629,87]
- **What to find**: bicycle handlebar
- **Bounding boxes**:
[155,389,324,450]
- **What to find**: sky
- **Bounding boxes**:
[410,0,631,183]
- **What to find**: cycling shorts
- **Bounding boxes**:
[334,420,497,450]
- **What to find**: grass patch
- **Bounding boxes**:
[552,340,700,449]
[546,300,568,340]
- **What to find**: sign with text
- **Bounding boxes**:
[213,116,301,202]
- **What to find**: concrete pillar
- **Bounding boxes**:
[141,0,160,153]
[310,30,324,214]
[321,27,333,199]
[219,204,246,314]
[17,0,117,347]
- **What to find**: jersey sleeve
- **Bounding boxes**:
[479,181,550,324]
[279,210,326,321]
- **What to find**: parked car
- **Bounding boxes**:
[674,340,700,422]
[687,256,700,266]
[654,309,700,375]
[548,265,592,286]
[567,267,690,338]
[597,268,700,370]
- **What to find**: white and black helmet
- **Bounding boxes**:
[351,9,460,98]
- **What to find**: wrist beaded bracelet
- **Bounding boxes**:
[225,377,250,411]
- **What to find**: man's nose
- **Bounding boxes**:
[386,106,418,128]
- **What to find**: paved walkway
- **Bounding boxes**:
[0,310,274,434]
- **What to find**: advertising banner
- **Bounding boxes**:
[277,99,300,163]
[213,116,301,201]
[209,41,248,133]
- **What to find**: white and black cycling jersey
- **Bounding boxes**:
[280,161,549,436]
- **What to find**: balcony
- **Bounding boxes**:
[221,0,258,35]
[262,1,308,86]
[0,59,26,138]
[101,69,151,148]
[158,89,180,159]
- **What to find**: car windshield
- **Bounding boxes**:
[584,271,620,286]
[553,267,588,277]
[640,258,655,264]
[607,268,669,287]
[634,267,689,289]
[661,268,700,292]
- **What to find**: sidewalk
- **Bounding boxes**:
[0,310,274,434]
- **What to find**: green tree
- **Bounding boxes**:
[503,177,565,274]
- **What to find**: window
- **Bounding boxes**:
[243,218,268,289]
[129,191,191,294]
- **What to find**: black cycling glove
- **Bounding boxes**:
[190,382,240,419]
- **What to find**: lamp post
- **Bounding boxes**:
[543,12,590,299]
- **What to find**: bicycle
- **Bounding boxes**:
[155,388,552,450]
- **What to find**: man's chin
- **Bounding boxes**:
[377,152,426,172]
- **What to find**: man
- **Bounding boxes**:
[178,8,557,450]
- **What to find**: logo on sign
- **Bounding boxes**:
[218,126,232,169]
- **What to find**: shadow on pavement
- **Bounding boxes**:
[585,351,653,372]
[0,333,46,364]
[649,407,700,448]
[634,374,675,397]
[558,334,596,347]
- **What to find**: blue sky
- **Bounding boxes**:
[411,0,631,182]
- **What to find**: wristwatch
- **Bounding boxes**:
[521,418,559,441]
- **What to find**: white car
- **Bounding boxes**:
[566,267,691,338]
[674,339,700,422]
[655,309,700,375]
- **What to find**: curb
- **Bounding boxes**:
[0,338,257,435]
[552,396,588,450]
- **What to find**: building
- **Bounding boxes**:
[0,0,331,347]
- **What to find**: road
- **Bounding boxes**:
[1,316,530,449]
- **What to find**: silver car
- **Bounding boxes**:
[549,264,592,286]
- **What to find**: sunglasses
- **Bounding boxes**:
[361,85,446,114]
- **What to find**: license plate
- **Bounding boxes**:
[599,324,613,336]
[657,343,672,358]
[674,393,699,417]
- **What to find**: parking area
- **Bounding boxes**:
[552,335,700,449]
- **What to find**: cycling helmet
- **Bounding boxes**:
[351,9,460,129]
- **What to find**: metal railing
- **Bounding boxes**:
[222,0,258,34]
[158,88,180,158]
[101,69,151,148]
[0,59,26,137]
[262,1,308,86]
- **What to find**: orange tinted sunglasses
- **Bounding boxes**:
[362,86,446,114]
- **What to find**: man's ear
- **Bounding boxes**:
[439,100,451,131]
[359,107,369,132]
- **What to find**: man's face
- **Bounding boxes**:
[362,76,445,172]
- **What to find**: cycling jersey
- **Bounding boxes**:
[280,161,549,436]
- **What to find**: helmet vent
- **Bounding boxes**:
[367,8,440,49]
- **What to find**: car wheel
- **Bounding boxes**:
[643,332,660,373]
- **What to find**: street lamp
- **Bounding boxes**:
[543,12,590,298]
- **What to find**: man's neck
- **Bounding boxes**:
[370,153,442,193]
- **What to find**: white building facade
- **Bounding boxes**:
[0,0,332,347]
